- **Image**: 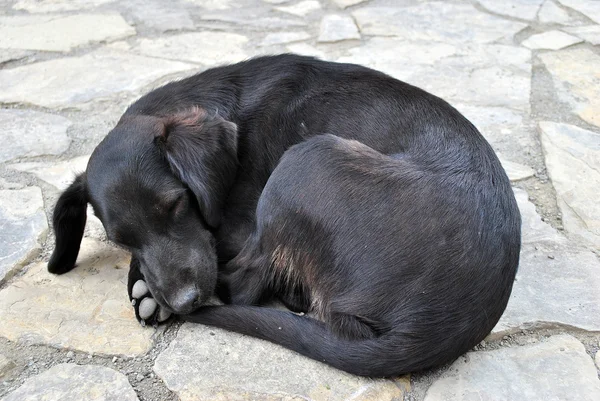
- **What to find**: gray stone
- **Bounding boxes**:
[0,187,48,283]
[135,32,248,66]
[0,49,32,65]
[12,0,115,13]
[522,30,582,49]
[127,2,194,31]
[200,8,306,29]
[154,323,409,401]
[595,350,600,369]
[1,364,138,401]
[424,335,600,401]
[0,178,24,190]
[184,0,233,8]
[0,49,194,109]
[286,43,328,59]
[538,0,575,24]
[0,109,71,163]
[492,189,600,337]
[339,38,531,111]
[318,14,360,43]
[539,48,600,128]
[557,0,600,24]
[352,3,527,44]
[456,105,535,165]
[260,31,311,47]
[332,0,367,8]
[498,158,536,182]
[564,25,600,45]
[0,354,15,378]
[0,239,157,356]
[275,0,321,16]
[539,122,600,249]
[479,0,545,20]
[9,155,90,191]
[262,0,290,4]
[0,13,135,52]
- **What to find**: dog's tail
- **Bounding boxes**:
[184,305,456,377]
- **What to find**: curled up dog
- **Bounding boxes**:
[47,55,521,377]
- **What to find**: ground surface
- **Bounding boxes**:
[0,0,599,400]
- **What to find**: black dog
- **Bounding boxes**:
[48,54,521,377]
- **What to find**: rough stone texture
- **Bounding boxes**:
[596,350,600,369]
[424,335,600,401]
[0,13,135,52]
[479,0,545,20]
[0,187,48,283]
[200,8,306,29]
[260,31,311,46]
[0,49,194,109]
[318,14,360,43]
[332,0,366,8]
[557,0,600,24]
[126,2,194,31]
[0,354,15,378]
[499,158,536,181]
[539,122,600,249]
[9,155,90,190]
[13,0,115,13]
[339,39,531,111]
[352,3,527,44]
[1,364,139,401]
[564,25,600,45]
[0,49,32,65]
[154,324,409,401]
[0,109,71,163]
[286,43,327,59]
[492,189,600,337]
[539,48,600,128]
[522,30,582,49]
[0,239,156,356]
[538,0,575,24]
[135,32,248,66]
[275,0,321,16]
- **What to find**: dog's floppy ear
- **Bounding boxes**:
[157,108,238,228]
[48,173,88,274]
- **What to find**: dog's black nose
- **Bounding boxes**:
[170,288,202,314]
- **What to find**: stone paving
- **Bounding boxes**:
[0,0,599,400]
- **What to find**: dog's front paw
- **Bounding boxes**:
[130,279,172,327]
[128,257,172,327]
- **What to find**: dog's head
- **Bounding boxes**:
[47,107,238,314]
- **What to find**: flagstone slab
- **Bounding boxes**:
[478,0,545,20]
[0,239,156,356]
[0,187,48,283]
[557,0,600,24]
[1,364,138,401]
[424,335,600,401]
[0,49,194,109]
[0,13,135,52]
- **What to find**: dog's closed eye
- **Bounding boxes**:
[162,190,188,218]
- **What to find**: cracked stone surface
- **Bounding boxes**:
[134,32,248,66]
[424,335,600,401]
[318,14,360,43]
[352,3,527,44]
[0,187,48,283]
[557,0,600,24]
[1,1,600,400]
[0,49,194,109]
[0,109,71,163]
[522,30,582,49]
[1,364,138,401]
[0,239,156,356]
[492,188,600,337]
[0,13,135,52]
[154,323,410,401]
[539,122,600,249]
[539,47,600,129]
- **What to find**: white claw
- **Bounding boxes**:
[131,299,136,306]
[138,297,158,320]
[131,280,149,299]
